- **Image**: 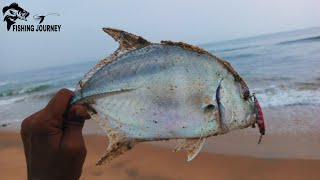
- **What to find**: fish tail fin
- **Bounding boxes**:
[173,138,206,161]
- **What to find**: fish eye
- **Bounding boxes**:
[242,87,250,100]
[9,10,16,15]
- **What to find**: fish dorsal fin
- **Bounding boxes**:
[173,138,206,161]
[161,40,247,88]
[74,28,152,92]
[161,41,208,55]
[103,27,151,50]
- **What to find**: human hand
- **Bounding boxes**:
[21,89,91,180]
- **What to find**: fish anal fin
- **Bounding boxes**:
[173,138,206,161]
[103,27,151,50]
[96,134,137,165]
[91,114,137,165]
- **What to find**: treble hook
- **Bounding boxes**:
[258,134,263,144]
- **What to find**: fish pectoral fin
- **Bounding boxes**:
[173,138,206,161]
[102,27,152,50]
[96,136,137,165]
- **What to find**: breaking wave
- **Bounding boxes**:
[276,35,320,45]
[0,86,75,107]
[253,85,320,108]
[0,81,9,87]
[221,53,259,59]
[216,45,260,53]
[0,84,52,97]
[0,96,26,106]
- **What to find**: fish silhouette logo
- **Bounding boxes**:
[2,3,30,31]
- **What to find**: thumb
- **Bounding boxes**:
[65,104,91,127]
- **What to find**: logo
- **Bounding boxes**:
[33,13,60,24]
[2,2,61,32]
[2,3,29,31]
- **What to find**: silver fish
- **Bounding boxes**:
[71,28,264,165]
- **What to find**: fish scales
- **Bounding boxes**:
[85,45,223,138]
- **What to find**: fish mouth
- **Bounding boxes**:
[18,11,29,21]
[215,80,264,136]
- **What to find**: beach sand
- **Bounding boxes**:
[1,105,320,179]
[1,131,320,180]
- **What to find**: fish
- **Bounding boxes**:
[2,3,30,31]
[70,28,265,165]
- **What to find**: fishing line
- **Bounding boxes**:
[33,13,60,18]
[258,134,263,144]
[33,13,60,24]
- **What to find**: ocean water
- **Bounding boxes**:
[1,27,320,127]
[200,27,320,107]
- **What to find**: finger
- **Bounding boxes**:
[20,109,43,135]
[45,89,73,117]
[20,110,44,174]
[61,106,90,164]
[62,104,91,149]
[61,105,90,146]
[61,122,87,157]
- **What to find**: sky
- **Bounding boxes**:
[1,0,319,74]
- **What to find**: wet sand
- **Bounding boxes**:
[1,131,320,180]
